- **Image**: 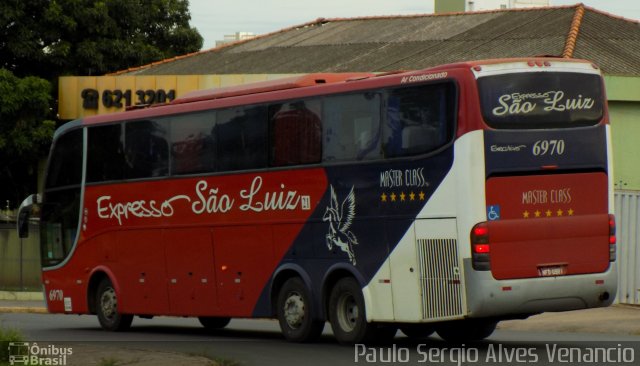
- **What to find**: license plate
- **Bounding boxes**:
[538,265,567,277]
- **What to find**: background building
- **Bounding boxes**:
[435,0,550,13]
[215,32,257,47]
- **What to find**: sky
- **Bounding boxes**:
[189,0,640,50]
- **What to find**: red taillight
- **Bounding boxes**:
[609,214,616,261]
[471,223,490,271]
[473,225,489,238]
[473,244,490,253]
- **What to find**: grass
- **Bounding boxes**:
[188,351,240,366]
[98,357,122,366]
[0,324,25,366]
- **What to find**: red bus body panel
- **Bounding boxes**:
[486,172,609,280]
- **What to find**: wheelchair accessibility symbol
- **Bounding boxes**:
[487,205,501,221]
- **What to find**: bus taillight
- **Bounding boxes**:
[471,222,491,271]
[609,214,616,262]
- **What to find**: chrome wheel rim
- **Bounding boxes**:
[100,287,117,320]
[283,292,305,329]
[336,293,358,332]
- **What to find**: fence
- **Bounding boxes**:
[0,222,41,291]
[615,190,640,305]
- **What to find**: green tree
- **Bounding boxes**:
[0,0,203,78]
[0,69,55,208]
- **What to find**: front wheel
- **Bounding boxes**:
[328,277,396,344]
[276,277,324,342]
[96,278,133,331]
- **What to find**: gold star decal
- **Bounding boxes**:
[381,193,387,202]
[568,208,574,216]
[409,192,416,201]
[523,211,530,218]
[400,192,406,201]
[390,193,397,202]
[534,210,541,218]
[546,210,552,217]
[419,191,426,200]
[557,209,563,216]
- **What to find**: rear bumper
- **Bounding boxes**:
[464,259,617,318]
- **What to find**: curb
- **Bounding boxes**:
[0,306,48,314]
[0,291,44,301]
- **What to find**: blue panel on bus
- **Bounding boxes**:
[252,146,455,317]
[487,205,501,221]
[484,125,608,176]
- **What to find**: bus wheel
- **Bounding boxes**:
[400,325,435,339]
[329,277,395,344]
[276,277,324,342]
[96,278,133,331]
[436,319,497,342]
[198,317,231,330]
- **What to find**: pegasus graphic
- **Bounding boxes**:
[322,185,358,265]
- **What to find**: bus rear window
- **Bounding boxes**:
[478,72,603,129]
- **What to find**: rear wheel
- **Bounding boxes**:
[96,278,133,331]
[198,317,231,330]
[436,319,497,342]
[328,277,396,344]
[400,324,435,339]
[276,277,324,342]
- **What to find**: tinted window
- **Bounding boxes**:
[45,128,83,189]
[269,100,322,166]
[87,124,124,182]
[478,72,603,129]
[216,106,267,171]
[384,83,455,158]
[40,188,80,267]
[124,119,169,179]
[170,111,216,175]
[323,92,382,161]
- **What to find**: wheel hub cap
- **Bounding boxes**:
[283,293,305,328]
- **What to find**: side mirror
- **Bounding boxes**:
[17,194,40,238]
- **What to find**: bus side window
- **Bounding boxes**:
[170,111,216,175]
[269,99,322,167]
[384,83,454,158]
[322,92,381,162]
[87,124,124,183]
[216,105,268,171]
[124,119,169,179]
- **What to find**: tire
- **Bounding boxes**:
[436,319,497,342]
[198,317,231,330]
[276,277,324,342]
[96,278,133,331]
[328,277,395,344]
[400,325,435,339]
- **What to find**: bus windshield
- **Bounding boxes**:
[478,72,604,129]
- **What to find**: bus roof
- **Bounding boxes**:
[172,73,375,105]
[79,57,598,127]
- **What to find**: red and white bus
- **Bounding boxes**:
[19,58,616,344]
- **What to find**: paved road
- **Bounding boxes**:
[2,312,639,366]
